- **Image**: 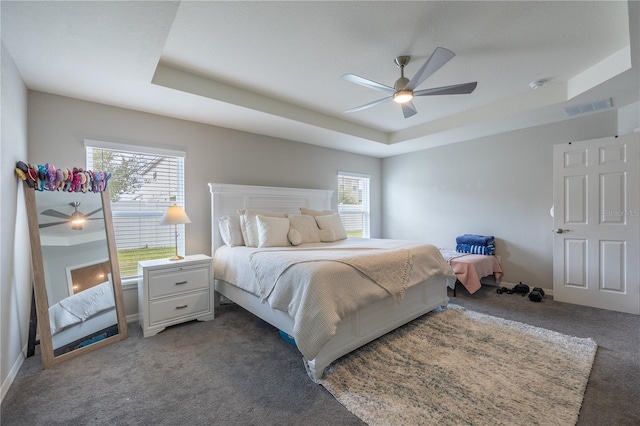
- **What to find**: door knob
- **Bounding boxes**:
[553,228,571,234]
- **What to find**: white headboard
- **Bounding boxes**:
[208,183,334,254]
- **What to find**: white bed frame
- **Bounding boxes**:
[209,183,449,380]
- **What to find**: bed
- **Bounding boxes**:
[48,280,118,355]
[209,183,454,380]
[439,250,503,295]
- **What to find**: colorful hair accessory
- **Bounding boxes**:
[15,161,34,188]
[80,171,88,193]
[27,164,38,187]
[65,168,73,192]
[45,163,56,191]
[61,169,68,189]
[36,165,47,191]
[103,172,112,190]
[94,171,102,192]
[55,169,64,190]
[86,170,94,192]
[14,167,27,182]
[15,161,111,193]
[84,170,92,192]
[69,168,80,192]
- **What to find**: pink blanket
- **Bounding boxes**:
[450,254,502,294]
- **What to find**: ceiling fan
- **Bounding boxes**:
[342,47,477,118]
[39,202,103,230]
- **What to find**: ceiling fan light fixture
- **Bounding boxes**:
[393,90,413,104]
[70,211,86,226]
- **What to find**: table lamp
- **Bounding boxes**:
[159,204,191,260]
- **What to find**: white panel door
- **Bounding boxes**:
[553,134,640,314]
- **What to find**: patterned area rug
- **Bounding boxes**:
[316,305,597,426]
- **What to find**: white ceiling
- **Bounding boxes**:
[2,1,638,158]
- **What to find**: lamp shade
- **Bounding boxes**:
[159,205,191,225]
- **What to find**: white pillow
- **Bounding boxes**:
[238,209,288,247]
[315,214,348,241]
[300,207,336,217]
[256,215,290,248]
[218,215,244,246]
[319,228,337,242]
[287,214,321,245]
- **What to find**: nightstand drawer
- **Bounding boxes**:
[148,266,209,299]
[149,290,210,325]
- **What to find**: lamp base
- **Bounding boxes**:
[169,254,184,261]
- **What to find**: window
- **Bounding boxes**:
[86,140,186,280]
[337,172,370,238]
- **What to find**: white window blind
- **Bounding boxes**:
[86,141,186,279]
[338,172,370,238]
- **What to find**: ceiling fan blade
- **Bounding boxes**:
[39,221,68,229]
[401,102,418,119]
[414,81,478,97]
[85,207,103,218]
[405,47,456,91]
[40,209,71,219]
[342,74,396,94]
[345,96,393,113]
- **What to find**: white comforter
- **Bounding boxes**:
[49,280,115,335]
[214,238,455,360]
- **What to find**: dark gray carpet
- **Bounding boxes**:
[2,286,639,425]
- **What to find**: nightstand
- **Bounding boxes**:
[138,254,214,337]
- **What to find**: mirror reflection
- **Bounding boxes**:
[29,188,126,361]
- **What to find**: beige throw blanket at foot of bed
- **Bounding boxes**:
[249,248,412,303]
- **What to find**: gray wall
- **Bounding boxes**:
[381,111,619,290]
[1,43,31,400]
[26,91,382,316]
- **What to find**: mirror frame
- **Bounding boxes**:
[24,182,128,368]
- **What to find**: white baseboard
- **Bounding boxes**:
[1,346,26,403]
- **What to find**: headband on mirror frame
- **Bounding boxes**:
[15,161,112,193]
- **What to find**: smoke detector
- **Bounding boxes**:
[529,80,545,90]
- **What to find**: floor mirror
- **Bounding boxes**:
[24,182,128,368]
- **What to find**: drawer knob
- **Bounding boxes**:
[175,305,188,310]
[175,281,188,285]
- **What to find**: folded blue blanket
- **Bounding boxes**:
[456,243,495,255]
[456,234,495,246]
